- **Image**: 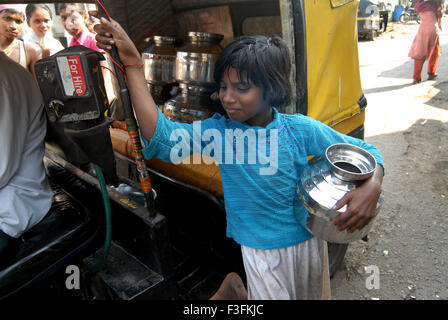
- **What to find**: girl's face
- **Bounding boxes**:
[28,7,52,38]
[218,67,272,127]
[60,6,85,38]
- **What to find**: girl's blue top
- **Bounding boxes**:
[142,107,384,250]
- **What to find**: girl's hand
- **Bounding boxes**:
[90,12,142,66]
[35,38,51,59]
[331,166,383,234]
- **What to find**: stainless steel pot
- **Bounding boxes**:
[174,51,217,85]
[143,52,176,85]
[174,32,223,86]
[142,36,176,85]
[163,83,217,123]
[297,143,384,243]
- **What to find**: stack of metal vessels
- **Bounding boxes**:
[142,32,224,123]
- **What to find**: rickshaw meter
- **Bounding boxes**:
[34,46,118,184]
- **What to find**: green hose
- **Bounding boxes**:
[90,164,112,273]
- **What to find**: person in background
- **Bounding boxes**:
[0,49,53,261]
[0,4,39,78]
[59,3,117,104]
[24,4,64,59]
[408,0,443,84]
[59,3,101,52]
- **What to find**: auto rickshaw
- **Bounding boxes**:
[357,0,381,40]
[0,0,371,300]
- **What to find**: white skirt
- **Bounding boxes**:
[241,237,331,300]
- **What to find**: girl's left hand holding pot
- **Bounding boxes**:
[331,165,383,234]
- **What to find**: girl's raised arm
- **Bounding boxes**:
[93,16,159,140]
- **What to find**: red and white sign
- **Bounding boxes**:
[57,55,87,96]
[67,55,87,96]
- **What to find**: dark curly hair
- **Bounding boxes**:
[214,35,292,108]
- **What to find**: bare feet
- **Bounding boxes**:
[210,272,247,300]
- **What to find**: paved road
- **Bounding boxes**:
[330,18,448,300]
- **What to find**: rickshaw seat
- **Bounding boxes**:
[0,181,98,300]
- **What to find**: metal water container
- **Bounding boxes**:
[142,36,177,85]
[142,36,177,105]
[164,32,225,123]
[297,143,384,243]
[163,83,218,123]
[174,32,224,86]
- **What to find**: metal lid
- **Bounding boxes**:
[175,51,216,61]
[187,32,224,44]
[153,35,176,46]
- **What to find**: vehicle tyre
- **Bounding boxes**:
[399,13,408,23]
[328,242,348,278]
[416,15,421,24]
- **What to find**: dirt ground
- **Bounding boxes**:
[330,18,448,300]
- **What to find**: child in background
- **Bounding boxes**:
[93,16,384,300]
[59,3,101,52]
[0,4,39,78]
[59,3,116,104]
[24,4,64,59]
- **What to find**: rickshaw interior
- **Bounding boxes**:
[0,0,364,300]
[0,0,302,301]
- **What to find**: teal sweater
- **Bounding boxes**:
[142,108,384,249]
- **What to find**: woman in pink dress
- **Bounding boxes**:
[408,0,443,84]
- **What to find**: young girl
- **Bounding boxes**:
[93,17,384,300]
[24,4,64,59]
[59,3,101,52]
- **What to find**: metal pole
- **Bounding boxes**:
[96,0,156,217]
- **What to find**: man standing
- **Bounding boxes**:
[0,47,52,259]
[0,4,39,78]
